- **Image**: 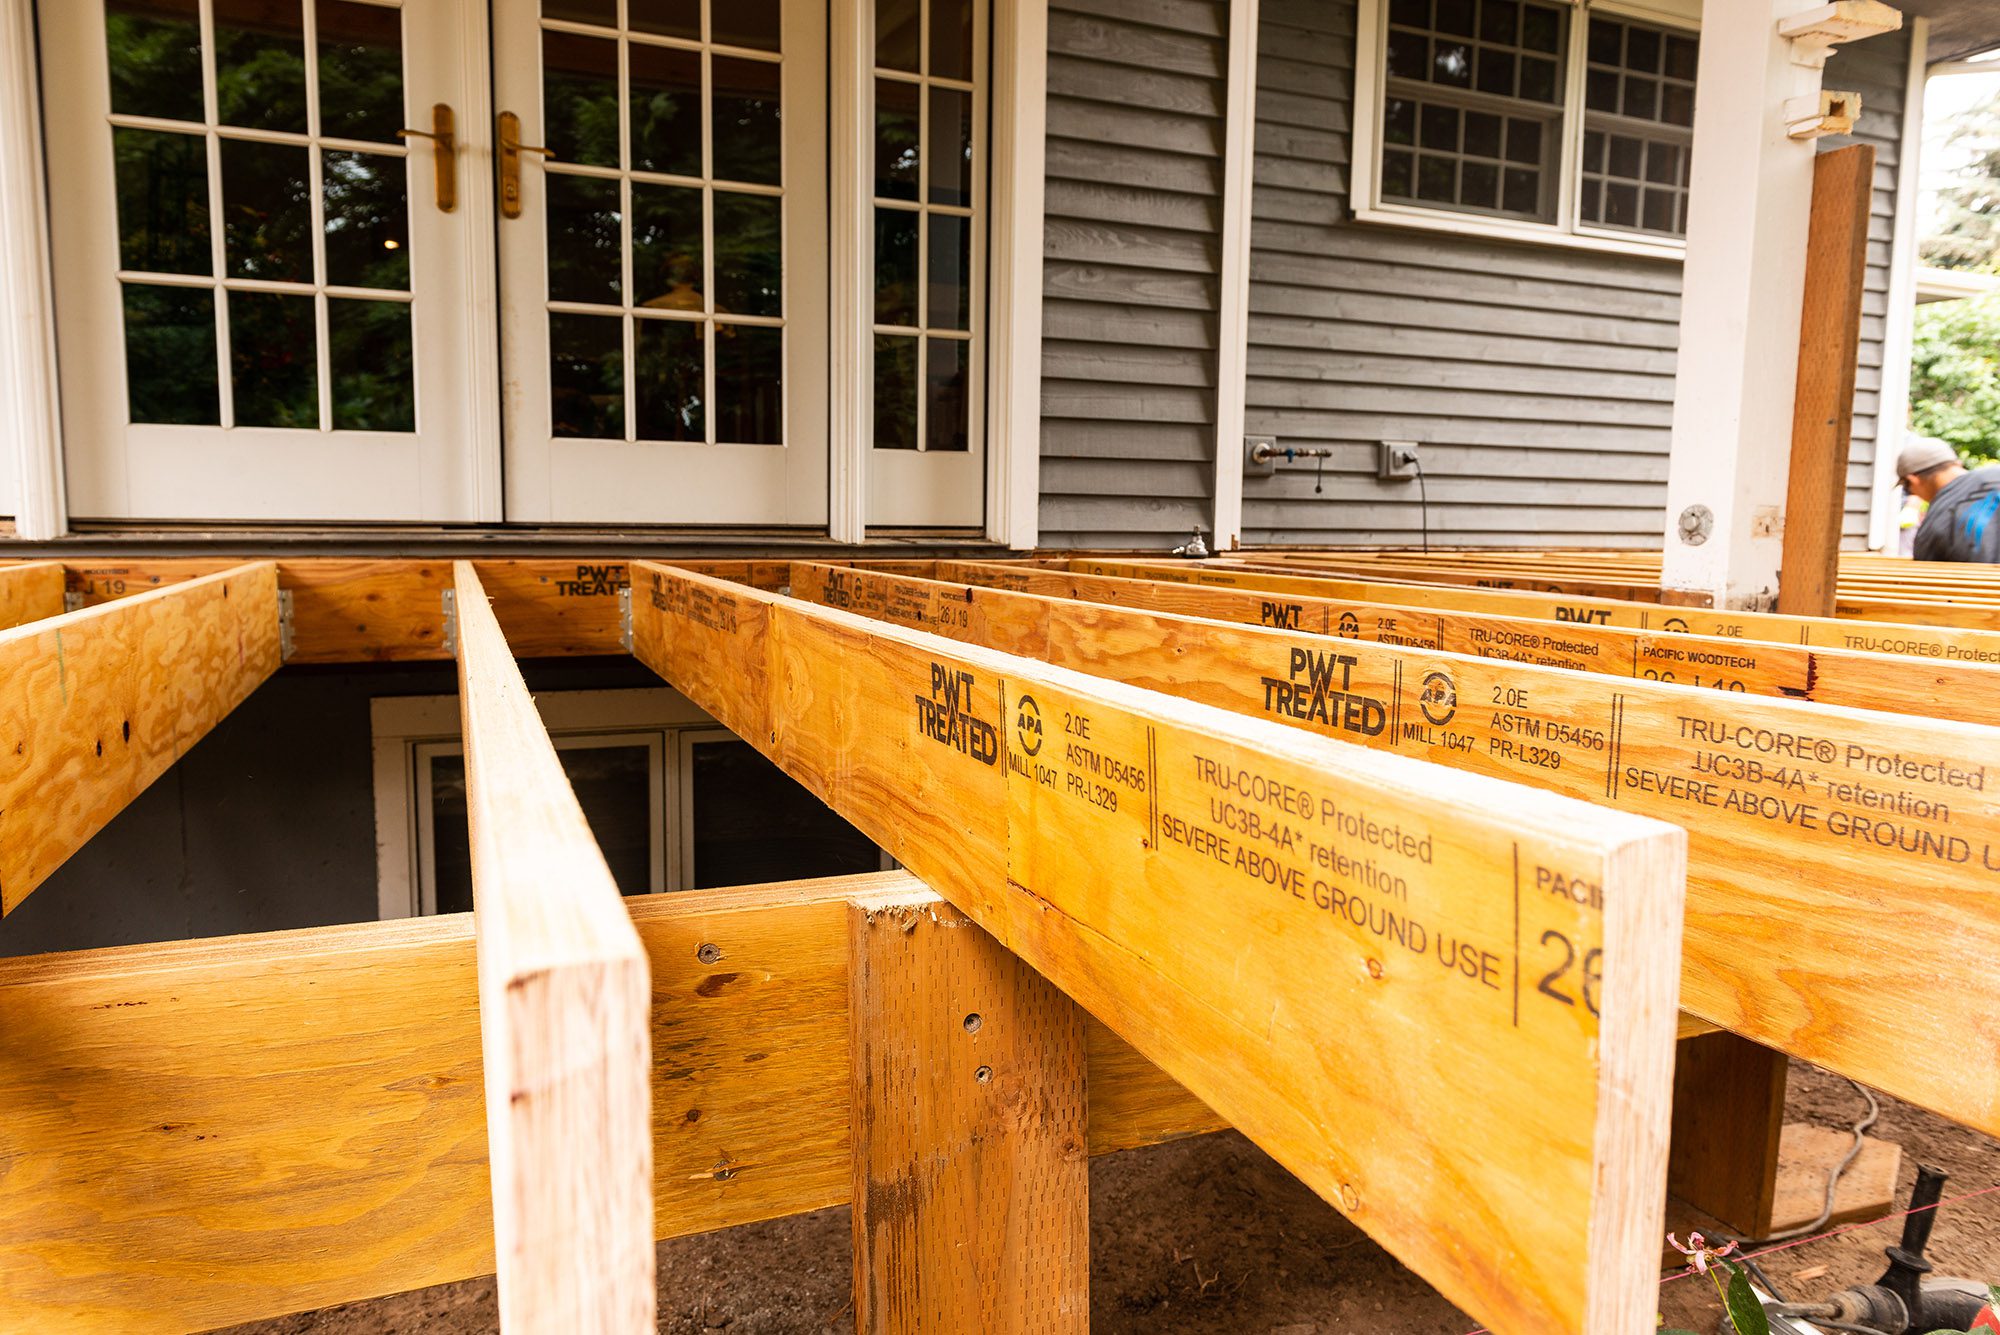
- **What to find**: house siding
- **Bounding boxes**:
[1037,0,1228,549]
[1237,0,1906,549]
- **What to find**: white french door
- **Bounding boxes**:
[492,0,829,525]
[40,0,496,522]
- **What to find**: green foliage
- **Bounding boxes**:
[1911,293,2000,465]
[1721,1263,1771,1335]
[1922,91,2000,274]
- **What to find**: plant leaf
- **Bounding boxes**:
[1724,1266,1771,1335]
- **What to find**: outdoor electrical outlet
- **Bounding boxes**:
[1378,440,1420,481]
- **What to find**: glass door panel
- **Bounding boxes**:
[41,0,493,521]
[495,0,828,525]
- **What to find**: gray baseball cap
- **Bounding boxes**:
[1897,436,1959,480]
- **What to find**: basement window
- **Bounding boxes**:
[1359,0,1698,255]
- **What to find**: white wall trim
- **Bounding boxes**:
[0,0,66,538]
[1867,15,1929,551]
[985,0,1047,550]
[1210,0,1258,554]
[827,0,872,544]
[457,0,504,522]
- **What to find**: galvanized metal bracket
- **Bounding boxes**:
[62,591,85,613]
[441,587,459,657]
[618,586,633,653]
[277,589,296,661]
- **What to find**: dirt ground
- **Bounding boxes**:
[224,1060,2000,1335]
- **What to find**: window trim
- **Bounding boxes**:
[1351,0,1698,261]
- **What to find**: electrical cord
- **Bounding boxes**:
[1765,1078,1881,1244]
[1412,456,1430,554]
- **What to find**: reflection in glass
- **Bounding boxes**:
[876,0,919,71]
[223,139,313,282]
[544,31,620,168]
[633,183,704,311]
[873,334,917,449]
[927,213,969,331]
[123,284,217,424]
[329,298,414,430]
[543,0,616,24]
[713,0,781,51]
[931,0,973,79]
[229,291,318,428]
[106,0,204,123]
[712,57,782,186]
[874,209,919,326]
[550,312,624,438]
[714,323,782,444]
[324,151,410,289]
[690,739,882,888]
[713,192,782,317]
[214,0,308,132]
[317,0,404,144]
[875,79,920,201]
[929,86,972,206]
[630,41,702,177]
[546,173,624,304]
[115,128,211,275]
[926,339,968,451]
[628,0,699,38]
[635,317,704,441]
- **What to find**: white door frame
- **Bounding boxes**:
[0,0,65,537]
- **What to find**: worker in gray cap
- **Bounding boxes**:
[1899,436,2000,562]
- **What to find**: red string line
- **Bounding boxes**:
[1457,1181,2000,1335]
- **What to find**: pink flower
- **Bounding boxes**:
[1667,1231,1738,1276]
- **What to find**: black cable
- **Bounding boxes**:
[1412,456,1430,554]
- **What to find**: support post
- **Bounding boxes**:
[1210,0,1260,554]
[849,887,1089,1334]
[1661,0,1841,609]
[0,0,65,538]
[1667,1032,1789,1239]
[1778,145,1876,617]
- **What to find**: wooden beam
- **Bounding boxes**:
[0,873,1214,1334]
[0,560,63,629]
[451,561,654,1333]
[782,561,2000,1141]
[631,562,1686,1335]
[935,560,2000,728]
[0,561,281,914]
[850,886,1089,1333]
[1668,1032,1790,1239]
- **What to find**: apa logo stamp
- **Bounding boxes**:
[1418,670,1457,727]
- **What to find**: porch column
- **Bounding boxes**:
[1660,0,1893,608]
[0,0,64,538]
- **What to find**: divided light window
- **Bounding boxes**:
[1372,0,1697,245]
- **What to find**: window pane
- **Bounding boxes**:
[1665,34,1698,81]
[115,128,210,275]
[1622,75,1657,120]
[690,739,881,888]
[874,209,919,326]
[1420,103,1457,150]
[1462,158,1498,209]
[1474,47,1514,97]
[630,41,701,177]
[1384,98,1416,146]
[317,0,404,144]
[929,87,973,206]
[636,317,704,441]
[931,0,973,79]
[1480,1,1517,45]
[927,213,970,331]
[1386,30,1428,80]
[544,31,620,168]
[1626,25,1660,73]
[544,0,616,23]
[214,0,307,132]
[328,298,414,431]
[324,150,409,290]
[1434,0,1473,37]
[1502,166,1538,214]
[1519,3,1560,52]
[876,79,921,200]
[1604,180,1638,227]
[1586,67,1618,112]
[1663,83,1694,127]
[229,291,318,428]
[713,0,781,51]
[874,334,917,450]
[1588,17,1621,64]
[713,191,783,317]
[877,0,919,72]
[550,312,624,438]
[1381,148,1414,198]
[632,182,704,312]
[1432,40,1471,87]
[714,323,782,444]
[1643,188,1676,233]
[222,139,313,282]
[546,173,624,305]
[1506,117,1541,165]
[123,284,217,424]
[106,0,204,123]
[1417,155,1454,202]
[629,0,700,39]
[1464,110,1502,160]
[926,339,968,452]
[713,56,782,186]
[1519,54,1557,103]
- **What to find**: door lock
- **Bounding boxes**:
[497,111,557,220]
[396,103,457,212]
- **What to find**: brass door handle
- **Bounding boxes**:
[397,104,456,212]
[497,111,557,219]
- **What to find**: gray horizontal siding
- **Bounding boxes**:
[1239,0,1908,551]
[1038,0,1225,548]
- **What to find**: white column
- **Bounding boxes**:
[1868,16,1928,550]
[1210,0,1260,554]
[0,0,65,538]
[1659,0,1837,608]
[827,0,873,545]
[986,0,1048,551]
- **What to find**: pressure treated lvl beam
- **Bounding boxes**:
[451,561,653,1334]
[936,560,2000,728]
[0,560,62,629]
[0,874,1214,1334]
[631,562,1686,1335]
[0,561,281,913]
[786,562,2000,1141]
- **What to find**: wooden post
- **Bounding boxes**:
[849,887,1089,1334]
[1778,145,1876,618]
[1668,1032,1789,1238]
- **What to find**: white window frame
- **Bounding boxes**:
[1350,0,1699,261]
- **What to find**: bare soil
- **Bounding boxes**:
[223,1060,2000,1335]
